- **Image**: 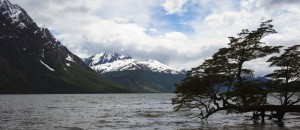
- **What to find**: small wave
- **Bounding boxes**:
[54,126,84,130]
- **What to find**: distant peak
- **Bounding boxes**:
[83,51,186,74]
[93,52,132,60]
[146,59,158,62]
[83,52,132,66]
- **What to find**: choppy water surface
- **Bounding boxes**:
[0,94,299,130]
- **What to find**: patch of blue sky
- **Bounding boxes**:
[49,29,64,43]
[147,1,213,35]
[184,1,211,20]
[147,7,195,35]
[160,14,195,33]
[49,29,61,36]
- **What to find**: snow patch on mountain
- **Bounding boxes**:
[17,22,26,28]
[40,60,55,71]
[66,55,75,62]
[93,59,138,73]
[84,52,185,74]
[84,52,132,67]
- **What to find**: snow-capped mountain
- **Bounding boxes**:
[0,0,128,93]
[83,52,185,74]
[84,52,132,66]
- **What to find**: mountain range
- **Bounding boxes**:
[83,52,186,92]
[83,52,185,74]
[0,0,130,93]
[0,0,186,93]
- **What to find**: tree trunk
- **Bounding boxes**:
[260,111,265,123]
[276,111,285,126]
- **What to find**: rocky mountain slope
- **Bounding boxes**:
[0,0,129,93]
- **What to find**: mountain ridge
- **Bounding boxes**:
[83,52,186,74]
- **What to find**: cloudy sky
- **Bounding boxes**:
[11,0,300,76]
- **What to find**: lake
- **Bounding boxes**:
[0,94,299,130]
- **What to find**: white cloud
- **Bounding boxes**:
[162,0,188,15]
[9,0,300,76]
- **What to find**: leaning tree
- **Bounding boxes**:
[172,20,287,122]
[173,49,241,119]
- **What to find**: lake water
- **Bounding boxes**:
[0,94,299,130]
